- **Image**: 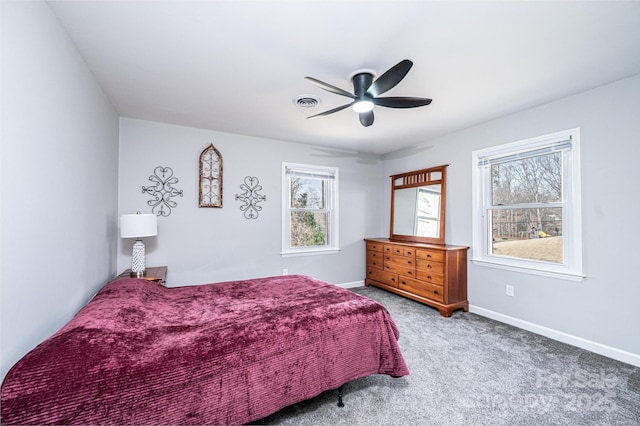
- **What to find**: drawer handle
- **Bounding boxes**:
[372,262,377,266]
[401,280,406,285]
[391,278,396,282]
[427,275,432,280]
[427,265,432,269]
[408,271,412,275]
[434,290,439,295]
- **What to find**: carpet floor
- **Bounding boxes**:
[256,286,640,425]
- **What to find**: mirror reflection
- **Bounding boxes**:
[393,185,441,238]
[390,164,447,245]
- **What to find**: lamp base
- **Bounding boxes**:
[129,270,147,278]
[131,239,147,277]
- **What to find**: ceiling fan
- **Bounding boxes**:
[304,59,432,127]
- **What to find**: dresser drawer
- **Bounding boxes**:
[416,259,444,275]
[384,261,416,278]
[384,244,404,256]
[416,249,444,263]
[384,254,416,277]
[398,276,444,303]
[366,252,383,269]
[415,270,444,285]
[385,254,415,268]
[384,244,416,258]
[366,241,384,252]
[403,247,416,257]
[367,268,399,288]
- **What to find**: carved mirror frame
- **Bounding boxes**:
[390,164,448,245]
[199,144,223,208]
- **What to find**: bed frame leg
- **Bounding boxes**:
[337,385,344,407]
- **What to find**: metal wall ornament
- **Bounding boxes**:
[199,144,223,207]
[235,176,266,219]
[142,166,184,216]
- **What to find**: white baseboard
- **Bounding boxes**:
[470,305,640,367]
[336,280,364,289]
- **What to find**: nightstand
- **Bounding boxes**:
[116,266,167,286]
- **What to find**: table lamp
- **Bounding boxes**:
[120,213,158,277]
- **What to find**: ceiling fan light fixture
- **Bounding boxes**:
[352,99,374,113]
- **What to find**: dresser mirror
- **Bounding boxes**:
[390,164,448,245]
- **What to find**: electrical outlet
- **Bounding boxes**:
[506,284,515,297]
[282,268,289,276]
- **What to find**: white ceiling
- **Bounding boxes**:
[48,1,640,155]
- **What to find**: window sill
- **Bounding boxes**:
[281,248,340,258]
[471,258,585,282]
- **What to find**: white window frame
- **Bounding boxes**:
[281,162,339,257]
[471,128,584,281]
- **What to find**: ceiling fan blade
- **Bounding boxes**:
[306,102,353,119]
[373,97,432,108]
[359,111,374,127]
[367,59,413,97]
[304,77,355,99]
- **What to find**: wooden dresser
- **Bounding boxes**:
[365,238,468,317]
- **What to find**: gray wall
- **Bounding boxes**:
[383,74,640,362]
[0,2,119,380]
[117,118,385,286]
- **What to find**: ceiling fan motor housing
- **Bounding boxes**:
[352,72,374,99]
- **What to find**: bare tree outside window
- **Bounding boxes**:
[489,152,563,263]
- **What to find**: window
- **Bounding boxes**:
[472,128,583,281]
[282,163,339,256]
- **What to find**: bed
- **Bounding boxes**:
[1,274,408,425]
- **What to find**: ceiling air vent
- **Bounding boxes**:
[293,95,320,109]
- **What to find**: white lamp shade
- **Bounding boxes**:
[120,213,158,238]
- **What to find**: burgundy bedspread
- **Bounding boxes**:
[1,274,408,425]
